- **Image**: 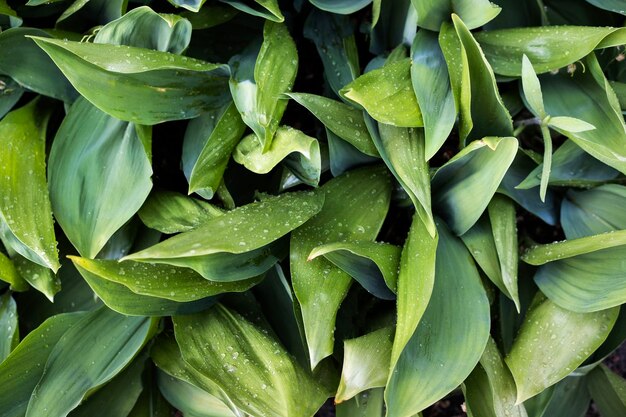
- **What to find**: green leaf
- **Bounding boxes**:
[412,0,501,31]
[138,191,223,234]
[49,97,152,258]
[157,371,237,417]
[327,128,378,177]
[432,137,518,235]
[547,116,595,133]
[233,127,322,187]
[521,55,546,118]
[0,76,24,120]
[26,307,154,417]
[72,259,219,316]
[55,0,126,32]
[0,28,77,102]
[183,102,246,199]
[440,16,513,143]
[94,6,192,54]
[365,119,435,237]
[476,26,626,76]
[411,30,455,160]
[341,58,423,127]
[0,292,18,362]
[505,295,618,403]
[287,93,378,157]
[389,214,438,375]
[123,191,324,280]
[219,0,284,22]
[167,0,207,13]
[0,251,28,291]
[70,257,261,302]
[31,36,231,124]
[229,21,297,151]
[587,364,626,416]
[523,375,591,417]
[561,185,626,239]
[174,304,328,417]
[463,337,527,417]
[0,312,84,417]
[308,241,400,300]
[0,1,21,27]
[0,99,59,272]
[303,10,360,96]
[180,5,238,30]
[13,255,60,303]
[336,326,393,403]
[309,0,372,14]
[385,220,490,416]
[336,389,385,417]
[291,166,391,368]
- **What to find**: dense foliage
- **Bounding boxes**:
[2,0,626,416]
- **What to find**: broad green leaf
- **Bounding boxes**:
[287,93,378,157]
[0,292,18,362]
[516,140,618,190]
[523,230,626,265]
[219,0,284,22]
[94,6,192,54]
[174,304,328,417]
[31,36,231,124]
[0,28,77,102]
[463,337,528,417]
[303,10,360,95]
[0,99,59,272]
[476,26,626,76]
[309,0,372,14]
[539,55,626,175]
[389,214,437,373]
[0,312,84,417]
[441,16,513,143]
[587,364,626,416]
[157,371,236,417]
[432,137,518,235]
[138,191,223,234]
[183,102,246,198]
[341,58,423,127]
[365,119,435,237]
[55,0,126,31]
[411,30,455,160]
[308,241,400,300]
[229,21,297,151]
[291,166,391,368]
[233,127,321,187]
[71,256,261,302]
[0,252,28,291]
[385,220,490,417]
[523,375,591,417]
[336,389,385,417]
[124,191,323,280]
[412,0,501,31]
[167,0,207,12]
[336,326,393,403]
[49,98,152,258]
[26,307,154,417]
[505,295,618,403]
[68,353,147,417]
[561,185,626,239]
[73,260,218,316]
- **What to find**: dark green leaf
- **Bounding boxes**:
[0,292,18,362]
[412,0,501,31]
[587,364,626,416]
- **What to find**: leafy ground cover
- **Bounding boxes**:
[2,0,626,416]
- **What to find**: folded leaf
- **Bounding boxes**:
[26,307,154,417]
[385,220,490,416]
[49,97,152,258]
[341,58,423,127]
[0,99,59,272]
[174,304,328,417]
[229,21,297,151]
[505,295,618,403]
[138,191,224,234]
[308,241,400,300]
[412,0,501,31]
[291,166,391,368]
[31,36,231,124]
[336,326,393,402]
[476,26,626,76]
[432,137,518,235]
[233,127,321,186]
[182,102,246,198]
